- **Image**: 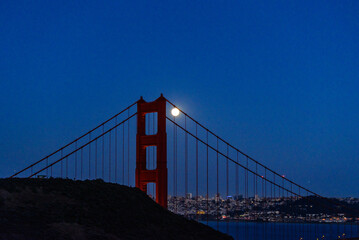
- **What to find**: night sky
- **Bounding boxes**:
[1,1,358,197]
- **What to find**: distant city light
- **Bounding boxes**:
[171,108,180,117]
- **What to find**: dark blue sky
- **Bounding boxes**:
[1,1,358,197]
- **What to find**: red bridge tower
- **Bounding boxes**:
[135,95,168,208]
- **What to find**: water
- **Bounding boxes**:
[203,221,359,240]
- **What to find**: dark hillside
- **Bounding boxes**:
[0,178,232,240]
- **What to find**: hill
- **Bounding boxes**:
[0,178,232,240]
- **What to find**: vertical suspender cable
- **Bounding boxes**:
[278,175,287,239]
[270,172,273,199]
[226,145,229,198]
[185,116,188,217]
[264,168,267,240]
[206,130,209,225]
[262,172,265,240]
[273,170,277,238]
[236,151,239,240]
[255,163,257,239]
[282,176,284,196]
[61,149,63,178]
[273,174,281,238]
[115,117,117,183]
[173,116,176,213]
[282,176,285,240]
[236,151,239,199]
[74,141,77,179]
[51,155,53,177]
[254,163,257,240]
[245,157,248,239]
[81,148,83,180]
[128,109,130,186]
[66,156,68,179]
[262,170,264,197]
[88,133,91,179]
[109,131,111,182]
[265,168,267,200]
[291,183,294,240]
[273,174,276,201]
[271,172,274,239]
[122,124,124,184]
[306,190,309,240]
[196,123,199,221]
[102,125,105,179]
[255,163,258,198]
[46,157,49,177]
[299,186,303,239]
[226,144,229,234]
[216,137,219,231]
[286,189,290,240]
[175,116,178,213]
[95,138,97,179]
[46,157,52,177]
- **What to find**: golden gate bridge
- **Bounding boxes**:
[10,95,359,240]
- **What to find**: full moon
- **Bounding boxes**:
[171,108,180,117]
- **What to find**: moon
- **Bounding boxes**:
[171,108,180,117]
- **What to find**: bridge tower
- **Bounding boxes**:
[135,95,168,208]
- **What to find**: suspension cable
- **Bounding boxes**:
[28,113,137,178]
[10,101,137,178]
[166,98,319,197]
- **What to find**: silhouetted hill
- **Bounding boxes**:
[0,178,233,240]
